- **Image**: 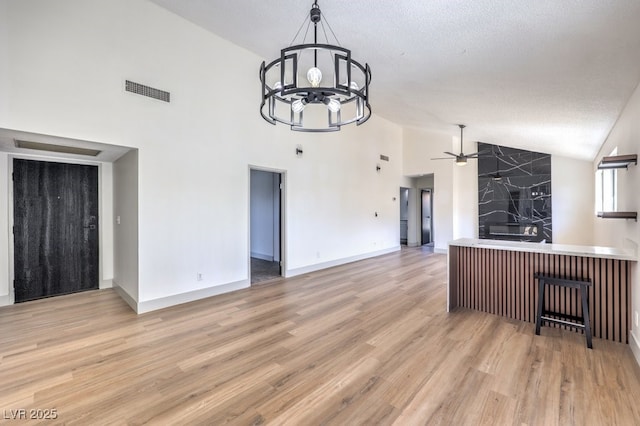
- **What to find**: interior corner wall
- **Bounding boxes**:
[4,0,404,310]
[100,161,114,287]
[551,155,594,245]
[591,81,640,364]
[0,153,9,304]
[593,82,640,250]
[0,1,8,125]
[453,143,478,240]
[113,149,139,305]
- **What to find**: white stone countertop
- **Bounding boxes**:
[449,238,637,261]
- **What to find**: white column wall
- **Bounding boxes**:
[113,149,139,305]
[551,155,595,245]
[0,153,8,304]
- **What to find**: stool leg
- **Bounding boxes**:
[581,286,593,349]
[535,279,545,335]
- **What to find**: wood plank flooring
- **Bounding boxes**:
[1,247,640,424]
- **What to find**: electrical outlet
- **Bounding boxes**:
[197,273,203,282]
[635,311,639,328]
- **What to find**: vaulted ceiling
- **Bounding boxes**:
[150,0,640,161]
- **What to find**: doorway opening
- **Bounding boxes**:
[249,168,284,284]
[13,158,99,302]
[421,188,433,247]
[399,187,409,245]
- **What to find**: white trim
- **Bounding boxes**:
[100,279,113,289]
[0,294,11,306]
[112,281,137,312]
[434,247,447,254]
[286,246,401,277]
[630,329,640,368]
[136,280,249,314]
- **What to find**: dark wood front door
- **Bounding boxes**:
[13,159,99,302]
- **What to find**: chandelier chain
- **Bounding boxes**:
[321,14,341,47]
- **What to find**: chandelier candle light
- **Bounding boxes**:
[259,1,372,132]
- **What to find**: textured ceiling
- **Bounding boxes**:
[149,0,640,160]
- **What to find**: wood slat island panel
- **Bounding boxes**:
[448,239,636,344]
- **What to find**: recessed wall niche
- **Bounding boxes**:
[478,142,552,242]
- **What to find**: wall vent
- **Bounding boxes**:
[380,155,389,161]
[125,80,170,103]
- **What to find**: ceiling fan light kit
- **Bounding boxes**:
[432,124,479,166]
[259,1,371,132]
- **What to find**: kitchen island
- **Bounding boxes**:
[448,238,637,343]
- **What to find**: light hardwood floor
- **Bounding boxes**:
[1,247,640,425]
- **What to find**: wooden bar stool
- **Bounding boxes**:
[534,274,593,349]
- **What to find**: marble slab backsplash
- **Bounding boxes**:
[478,142,552,242]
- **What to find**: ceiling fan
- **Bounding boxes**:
[431,124,479,166]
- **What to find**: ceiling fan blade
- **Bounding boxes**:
[443,152,457,156]
[465,152,480,158]
[431,157,454,160]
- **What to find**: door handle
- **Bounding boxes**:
[83,225,96,230]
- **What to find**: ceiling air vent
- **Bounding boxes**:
[380,155,389,161]
[125,80,170,103]
[14,140,101,156]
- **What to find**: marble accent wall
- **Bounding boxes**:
[478,142,552,242]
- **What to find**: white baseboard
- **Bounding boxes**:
[630,330,640,368]
[286,246,401,277]
[136,280,250,314]
[112,282,138,313]
[100,279,113,289]
[251,252,274,261]
[407,242,420,247]
[434,247,447,254]
[0,294,12,307]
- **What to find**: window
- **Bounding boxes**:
[595,148,618,214]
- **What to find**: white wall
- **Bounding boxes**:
[0,5,9,300]
[1,0,404,310]
[0,1,8,123]
[0,153,8,304]
[453,147,478,240]
[100,162,114,287]
[592,82,640,363]
[113,149,139,305]
[551,155,595,245]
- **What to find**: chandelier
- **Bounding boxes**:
[259,1,371,132]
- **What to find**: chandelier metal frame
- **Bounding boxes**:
[259,1,372,132]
